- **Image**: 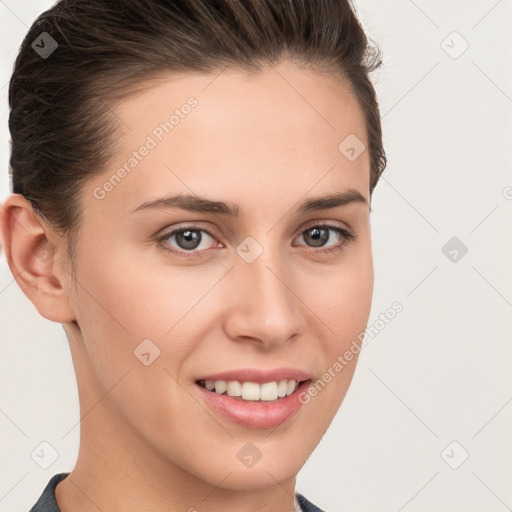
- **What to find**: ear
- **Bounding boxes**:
[0,193,76,323]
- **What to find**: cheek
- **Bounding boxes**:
[70,240,232,400]
[317,267,373,323]
[300,239,373,407]
[69,244,196,442]
[75,240,211,337]
[308,237,374,337]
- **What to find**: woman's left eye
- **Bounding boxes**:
[157,223,355,258]
[294,224,356,253]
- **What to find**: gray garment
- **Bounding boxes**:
[29,473,327,512]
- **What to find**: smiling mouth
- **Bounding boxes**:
[196,378,310,402]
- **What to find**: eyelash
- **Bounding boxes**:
[156,223,356,259]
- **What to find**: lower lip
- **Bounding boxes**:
[195,380,312,429]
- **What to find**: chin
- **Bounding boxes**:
[207,464,299,491]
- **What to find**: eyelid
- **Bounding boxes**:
[156,221,221,241]
[300,218,353,233]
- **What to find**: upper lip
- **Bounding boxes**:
[196,367,312,384]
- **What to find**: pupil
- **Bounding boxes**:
[177,229,201,250]
[306,227,328,247]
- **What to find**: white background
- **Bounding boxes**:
[1,1,511,511]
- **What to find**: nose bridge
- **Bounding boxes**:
[225,234,303,344]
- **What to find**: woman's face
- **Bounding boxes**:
[64,60,373,490]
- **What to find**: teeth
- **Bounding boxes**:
[277,380,288,397]
[242,382,260,400]
[226,380,242,397]
[260,381,278,401]
[201,379,302,401]
[286,380,297,395]
[214,380,227,394]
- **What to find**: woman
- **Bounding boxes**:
[1,0,386,510]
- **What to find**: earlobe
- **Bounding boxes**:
[0,193,76,323]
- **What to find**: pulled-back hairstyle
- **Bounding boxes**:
[8,0,386,261]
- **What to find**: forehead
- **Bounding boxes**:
[85,61,370,216]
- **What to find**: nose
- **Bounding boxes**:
[222,241,305,349]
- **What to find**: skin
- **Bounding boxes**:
[1,60,373,512]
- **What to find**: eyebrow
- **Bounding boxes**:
[130,188,367,216]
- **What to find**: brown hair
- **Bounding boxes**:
[8,0,386,261]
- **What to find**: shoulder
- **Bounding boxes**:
[28,473,69,512]
[296,492,329,512]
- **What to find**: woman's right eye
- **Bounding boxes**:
[157,227,219,258]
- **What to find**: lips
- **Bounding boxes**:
[193,367,314,429]
[195,378,312,429]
